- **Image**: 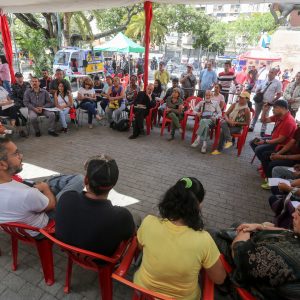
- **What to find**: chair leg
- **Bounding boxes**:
[251,154,256,164]
[64,256,73,293]
[160,120,165,136]
[36,239,54,286]
[98,266,113,300]
[11,236,18,271]
[146,117,151,135]
[181,116,187,140]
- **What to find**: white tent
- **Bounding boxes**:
[0,0,296,13]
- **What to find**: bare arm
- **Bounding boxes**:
[68,93,74,107]
[34,182,56,212]
[205,258,226,285]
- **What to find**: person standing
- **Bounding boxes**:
[154,62,170,91]
[0,55,11,93]
[49,69,71,96]
[217,61,237,104]
[283,71,300,118]
[249,68,282,136]
[180,64,197,99]
[39,69,52,92]
[198,62,217,98]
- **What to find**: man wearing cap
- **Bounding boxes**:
[198,61,217,98]
[180,64,197,99]
[250,100,297,174]
[10,72,31,108]
[55,154,136,256]
[154,62,170,91]
[249,68,282,135]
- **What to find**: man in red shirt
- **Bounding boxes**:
[250,100,297,164]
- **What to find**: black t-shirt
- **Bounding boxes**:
[55,191,135,256]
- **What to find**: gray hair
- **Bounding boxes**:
[0,137,10,161]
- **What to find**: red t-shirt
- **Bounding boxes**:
[289,127,300,154]
[270,112,297,144]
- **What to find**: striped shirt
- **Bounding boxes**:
[218,71,236,94]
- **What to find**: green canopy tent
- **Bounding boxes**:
[94,32,145,53]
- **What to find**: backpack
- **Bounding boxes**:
[112,111,130,131]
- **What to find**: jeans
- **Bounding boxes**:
[250,102,271,133]
[28,109,56,132]
[250,138,276,162]
[100,99,109,112]
[217,121,241,151]
[197,118,215,141]
[80,101,97,124]
[272,166,295,179]
[2,80,11,93]
[46,174,84,202]
[59,107,70,128]
[105,103,126,124]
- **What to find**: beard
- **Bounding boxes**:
[8,164,23,175]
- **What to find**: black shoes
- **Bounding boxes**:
[19,130,28,138]
[48,130,59,137]
[129,135,138,139]
[35,131,41,137]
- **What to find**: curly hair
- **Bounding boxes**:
[81,77,94,89]
[158,177,205,231]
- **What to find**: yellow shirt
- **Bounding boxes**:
[134,215,220,300]
[154,70,170,86]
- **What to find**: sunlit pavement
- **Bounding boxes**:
[0,118,272,299]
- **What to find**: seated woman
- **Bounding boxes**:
[54,82,73,133]
[0,80,24,136]
[77,77,102,129]
[125,74,140,106]
[105,76,126,127]
[230,213,300,299]
[99,76,113,112]
[191,90,222,153]
[134,177,226,299]
[165,87,184,141]
[211,83,225,111]
[211,91,250,155]
[153,79,164,99]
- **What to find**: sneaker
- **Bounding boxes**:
[201,144,207,154]
[224,141,233,149]
[261,182,270,190]
[211,150,221,155]
[63,128,68,133]
[191,139,200,148]
[48,130,59,137]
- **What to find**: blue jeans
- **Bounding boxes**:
[250,138,276,162]
[59,108,70,128]
[80,101,97,124]
[2,80,11,93]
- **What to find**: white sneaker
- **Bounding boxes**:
[201,144,207,154]
[191,139,200,148]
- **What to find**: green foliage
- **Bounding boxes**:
[14,20,57,76]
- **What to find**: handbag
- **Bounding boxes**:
[253,82,272,103]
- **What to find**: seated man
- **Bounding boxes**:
[55,154,135,256]
[23,77,58,137]
[191,90,222,153]
[129,83,155,140]
[49,69,71,96]
[250,100,297,174]
[0,137,84,237]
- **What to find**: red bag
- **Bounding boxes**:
[69,107,77,120]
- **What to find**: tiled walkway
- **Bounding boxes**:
[0,119,272,299]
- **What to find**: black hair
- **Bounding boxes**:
[94,76,100,81]
[224,61,231,67]
[0,136,11,161]
[153,79,162,95]
[85,155,119,195]
[172,77,179,83]
[56,68,63,73]
[31,76,39,81]
[57,81,69,98]
[0,55,8,64]
[159,177,205,231]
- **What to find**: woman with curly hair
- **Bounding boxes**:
[134,177,226,299]
[77,76,102,129]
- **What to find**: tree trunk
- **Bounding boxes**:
[62,12,72,47]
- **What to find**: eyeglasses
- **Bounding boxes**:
[9,149,22,158]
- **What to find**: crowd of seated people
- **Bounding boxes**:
[1,136,300,299]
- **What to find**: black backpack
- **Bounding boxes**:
[111,111,130,131]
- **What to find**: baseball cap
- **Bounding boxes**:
[239,91,250,99]
[273,99,288,109]
[15,72,23,78]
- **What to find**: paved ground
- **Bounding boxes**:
[0,116,273,300]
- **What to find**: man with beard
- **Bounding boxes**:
[0,137,84,237]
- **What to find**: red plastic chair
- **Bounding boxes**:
[0,220,55,285]
[202,255,256,300]
[129,104,157,135]
[181,96,202,140]
[112,237,175,300]
[40,229,133,300]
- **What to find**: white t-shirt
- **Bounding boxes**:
[0,180,49,236]
[57,94,70,107]
[78,87,95,98]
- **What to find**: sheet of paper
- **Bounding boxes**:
[268,178,291,187]
[288,168,295,172]
[291,201,300,208]
[43,107,61,112]
[1,103,14,110]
